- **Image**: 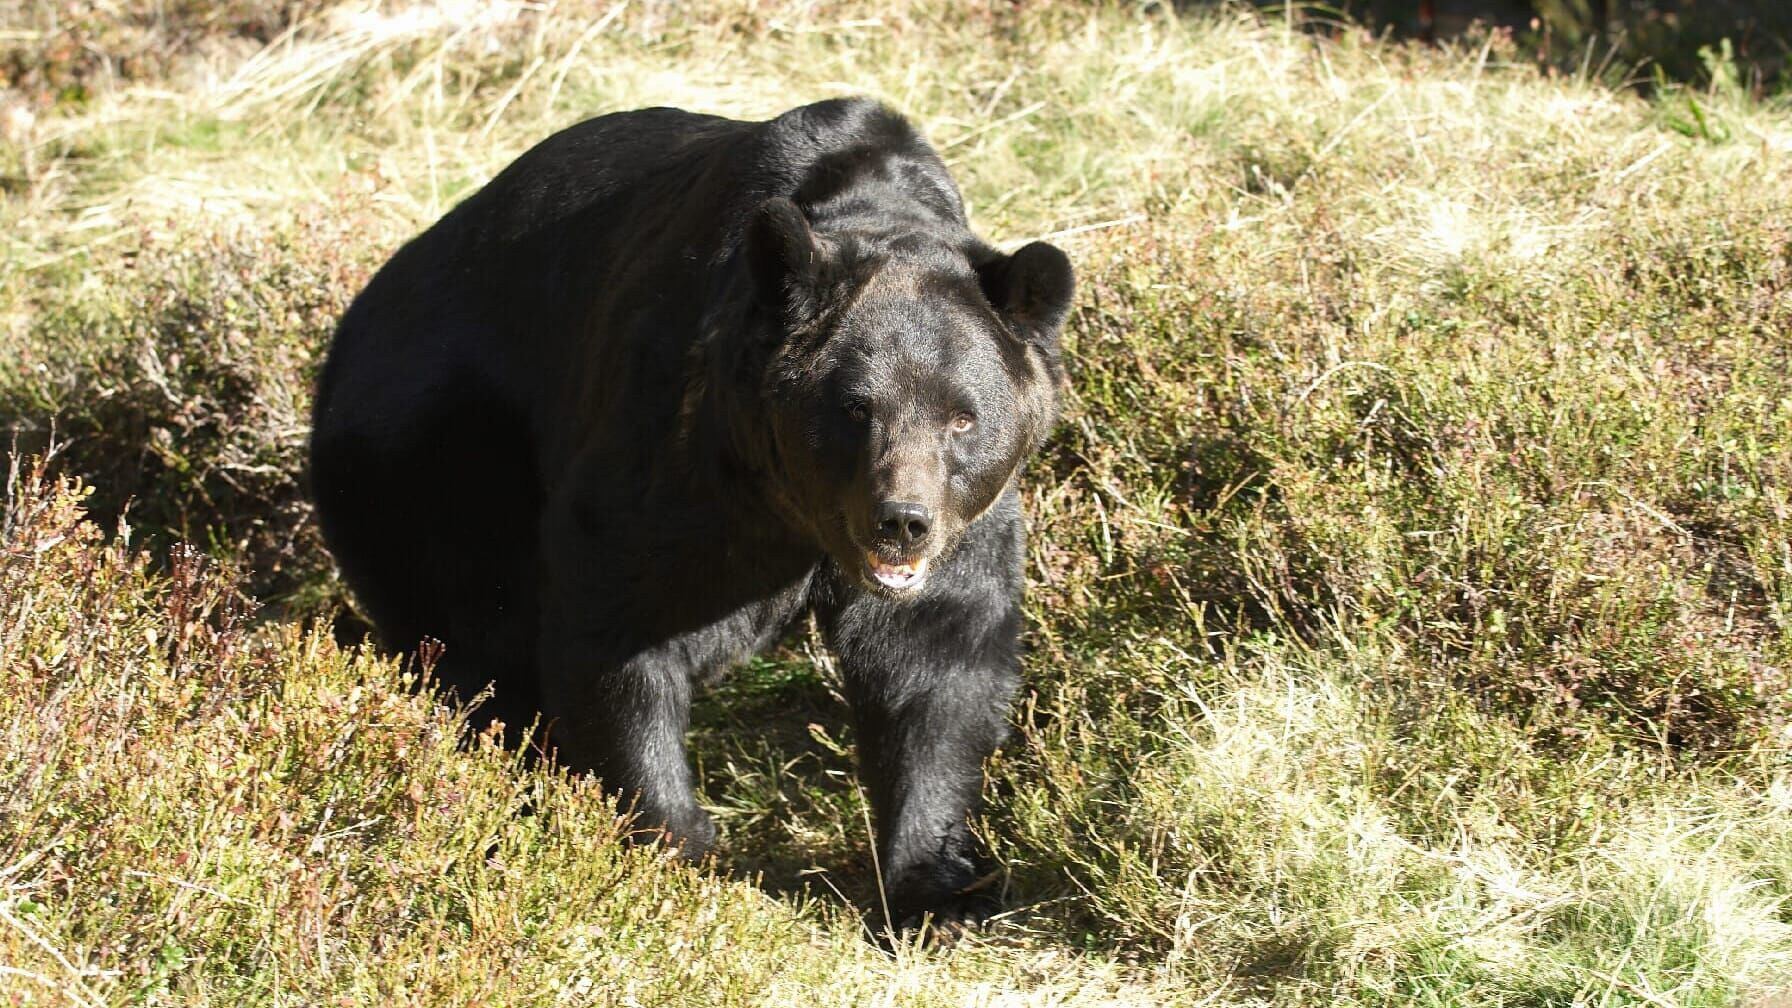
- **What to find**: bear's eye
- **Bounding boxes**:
[844,400,871,423]
[949,411,977,434]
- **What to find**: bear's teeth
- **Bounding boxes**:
[865,553,928,589]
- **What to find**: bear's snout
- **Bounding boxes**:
[873,500,932,551]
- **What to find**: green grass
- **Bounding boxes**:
[2,1,1791,1004]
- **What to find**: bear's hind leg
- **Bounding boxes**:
[311,384,543,741]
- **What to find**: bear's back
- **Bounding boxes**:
[316,98,976,470]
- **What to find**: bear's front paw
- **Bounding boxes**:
[882,860,1002,944]
[620,804,717,861]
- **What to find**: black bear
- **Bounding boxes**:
[309,98,1073,930]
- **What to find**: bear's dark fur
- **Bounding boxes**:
[309,98,1073,930]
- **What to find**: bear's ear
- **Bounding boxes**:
[748,197,828,321]
[977,240,1075,342]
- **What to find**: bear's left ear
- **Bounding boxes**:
[748,196,830,323]
[977,241,1075,342]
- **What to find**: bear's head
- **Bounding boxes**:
[747,197,1074,596]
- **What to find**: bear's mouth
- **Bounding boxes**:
[864,551,929,592]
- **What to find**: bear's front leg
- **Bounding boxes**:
[539,621,719,856]
[818,517,1025,934]
[536,514,717,857]
[539,627,718,857]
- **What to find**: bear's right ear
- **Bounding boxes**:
[748,197,827,321]
[977,240,1075,344]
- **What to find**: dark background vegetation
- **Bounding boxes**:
[3,0,1790,112]
[1327,0,1791,92]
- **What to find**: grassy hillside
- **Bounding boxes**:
[3,2,1790,1004]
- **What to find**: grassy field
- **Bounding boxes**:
[3,1,1791,1004]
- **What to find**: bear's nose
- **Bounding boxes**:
[874,501,932,550]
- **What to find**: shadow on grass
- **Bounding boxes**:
[0,225,365,615]
[688,646,884,913]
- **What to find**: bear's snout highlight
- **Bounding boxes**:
[872,500,931,551]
